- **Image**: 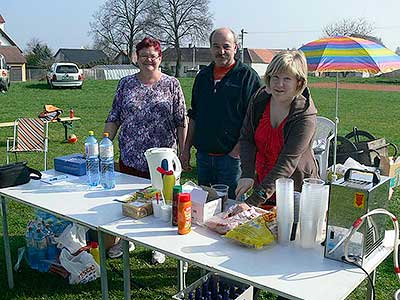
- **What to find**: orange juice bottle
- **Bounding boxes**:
[178,193,191,235]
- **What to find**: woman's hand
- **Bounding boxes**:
[235,178,254,200]
[179,150,192,172]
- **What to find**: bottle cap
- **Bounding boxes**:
[88,130,94,135]
[173,185,182,193]
[103,132,109,137]
[90,241,99,248]
[178,193,191,203]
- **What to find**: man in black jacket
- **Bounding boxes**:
[181,27,261,199]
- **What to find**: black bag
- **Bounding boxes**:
[0,162,42,188]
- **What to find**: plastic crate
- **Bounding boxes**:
[172,272,253,300]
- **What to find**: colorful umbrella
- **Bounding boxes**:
[299,36,400,176]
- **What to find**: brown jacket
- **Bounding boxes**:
[239,87,319,199]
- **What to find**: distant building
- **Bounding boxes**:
[113,50,137,65]
[54,48,109,67]
[0,14,27,81]
[161,47,282,77]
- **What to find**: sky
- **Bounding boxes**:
[1,0,400,52]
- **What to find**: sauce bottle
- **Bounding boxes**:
[69,107,74,119]
[162,170,175,204]
[90,241,100,264]
[172,185,182,226]
[178,193,191,235]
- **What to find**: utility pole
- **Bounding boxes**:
[240,28,248,62]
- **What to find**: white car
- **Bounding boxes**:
[47,62,83,89]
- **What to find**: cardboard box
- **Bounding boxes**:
[122,201,153,219]
[172,272,253,300]
[380,156,400,188]
[54,153,86,176]
[183,185,221,224]
[192,197,222,225]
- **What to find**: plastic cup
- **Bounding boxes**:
[275,178,294,245]
[161,204,172,222]
[299,178,325,248]
[211,184,229,211]
[152,200,163,218]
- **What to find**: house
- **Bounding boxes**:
[113,50,137,64]
[161,47,282,77]
[0,14,27,81]
[54,48,109,67]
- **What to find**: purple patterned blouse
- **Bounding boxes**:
[106,73,186,172]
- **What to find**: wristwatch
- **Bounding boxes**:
[254,187,267,200]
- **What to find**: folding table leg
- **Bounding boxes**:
[178,260,185,291]
[98,231,109,300]
[122,240,131,300]
[1,195,14,289]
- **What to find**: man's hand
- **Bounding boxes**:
[180,150,192,172]
[235,178,254,200]
[228,143,240,159]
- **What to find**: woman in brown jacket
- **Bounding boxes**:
[236,50,319,207]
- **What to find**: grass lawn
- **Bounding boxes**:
[0,78,399,300]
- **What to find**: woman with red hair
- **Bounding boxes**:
[104,37,187,261]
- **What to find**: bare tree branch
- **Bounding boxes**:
[322,18,384,45]
[89,0,151,63]
[147,0,213,76]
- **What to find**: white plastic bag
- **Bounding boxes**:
[55,223,87,253]
[59,248,100,284]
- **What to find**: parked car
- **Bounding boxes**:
[0,54,10,92]
[47,62,83,89]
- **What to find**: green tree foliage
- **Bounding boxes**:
[25,38,53,67]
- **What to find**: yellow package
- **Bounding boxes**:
[225,213,277,249]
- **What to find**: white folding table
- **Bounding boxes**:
[100,215,394,300]
[0,170,150,300]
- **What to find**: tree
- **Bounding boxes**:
[24,38,53,67]
[90,0,150,63]
[396,47,400,56]
[147,0,213,77]
[323,18,383,45]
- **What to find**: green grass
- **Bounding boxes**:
[0,78,399,300]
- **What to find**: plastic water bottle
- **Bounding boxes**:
[99,132,115,189]
[85,131,100,187]
[46,224,58,262]
[34,227,49,272]
[26,226,38,270]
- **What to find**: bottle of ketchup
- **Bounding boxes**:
[69,107,74,119]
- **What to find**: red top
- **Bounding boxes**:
[254,101,287,184]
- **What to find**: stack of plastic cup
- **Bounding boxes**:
[275,178,294,245]
[299,178,325,248]
[316,185,330,243]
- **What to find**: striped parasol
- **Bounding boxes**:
[299,36,400,177]
[300,36,400,74]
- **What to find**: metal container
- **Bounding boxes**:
[324,168,390,265]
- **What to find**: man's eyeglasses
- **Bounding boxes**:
[139,55,160,61]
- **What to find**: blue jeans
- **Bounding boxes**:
[196,152,241,199]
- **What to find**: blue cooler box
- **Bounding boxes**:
[54,154,86,176]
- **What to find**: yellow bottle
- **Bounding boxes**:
[90,242,100,265]
[162,170,175,205]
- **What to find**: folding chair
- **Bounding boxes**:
[6,118,49,170]
[313,116,335,181]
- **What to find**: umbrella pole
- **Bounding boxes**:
[333,72,339,180]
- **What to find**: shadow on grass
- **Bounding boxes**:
[26,83,51,90]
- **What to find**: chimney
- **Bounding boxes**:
[0,15,5,31]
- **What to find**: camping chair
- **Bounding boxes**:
[313,116,335,181]
[6,118,49,170]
